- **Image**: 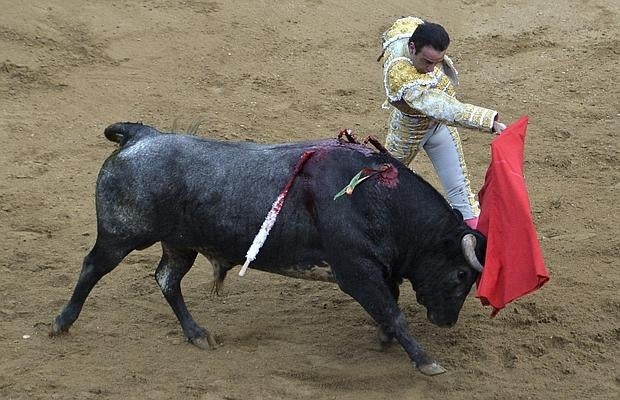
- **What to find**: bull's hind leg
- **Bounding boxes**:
[203,255,232,296]
[156,243,217,349]
[51,240,131,335]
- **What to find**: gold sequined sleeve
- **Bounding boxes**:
[402,87,497,131]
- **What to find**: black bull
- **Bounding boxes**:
[51,122,487,375]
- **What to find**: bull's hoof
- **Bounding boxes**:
[49,319,69,337]
[417,362,447,376]
[189,333,218,350]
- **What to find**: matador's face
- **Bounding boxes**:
[408,43,446,74]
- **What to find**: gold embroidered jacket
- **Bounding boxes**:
[382,17,497,131]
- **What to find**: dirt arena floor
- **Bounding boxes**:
[1,1,618,399]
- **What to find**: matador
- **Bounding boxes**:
[381,16,506,228]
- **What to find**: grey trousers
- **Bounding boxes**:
[385,109,480,219]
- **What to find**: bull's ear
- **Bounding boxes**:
[473,231,487,266]
[452,208,464,222]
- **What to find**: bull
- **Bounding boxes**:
[51,122,486,375]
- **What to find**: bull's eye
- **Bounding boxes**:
[457,270,467,281]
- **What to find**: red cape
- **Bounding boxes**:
[476,116,549,316]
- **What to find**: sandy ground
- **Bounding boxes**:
[1,1,618,399]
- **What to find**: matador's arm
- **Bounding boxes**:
[402,86,498,132]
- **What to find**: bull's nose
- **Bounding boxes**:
[442,320,456,328]
[427,310,437,324]
[427,311,456,328]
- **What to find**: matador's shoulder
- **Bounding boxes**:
[384,58,438,101]
[382,16,425,49]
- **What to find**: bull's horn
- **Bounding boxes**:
[461,234,483,273]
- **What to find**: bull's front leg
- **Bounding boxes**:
[334,262,446,376]
[376,278,400,349]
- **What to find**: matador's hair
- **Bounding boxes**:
[408,22,450,53]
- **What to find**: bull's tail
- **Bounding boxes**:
[104,122,160,147]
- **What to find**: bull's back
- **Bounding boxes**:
[95,134,343,265]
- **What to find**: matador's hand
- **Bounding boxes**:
[492,121,507,134]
